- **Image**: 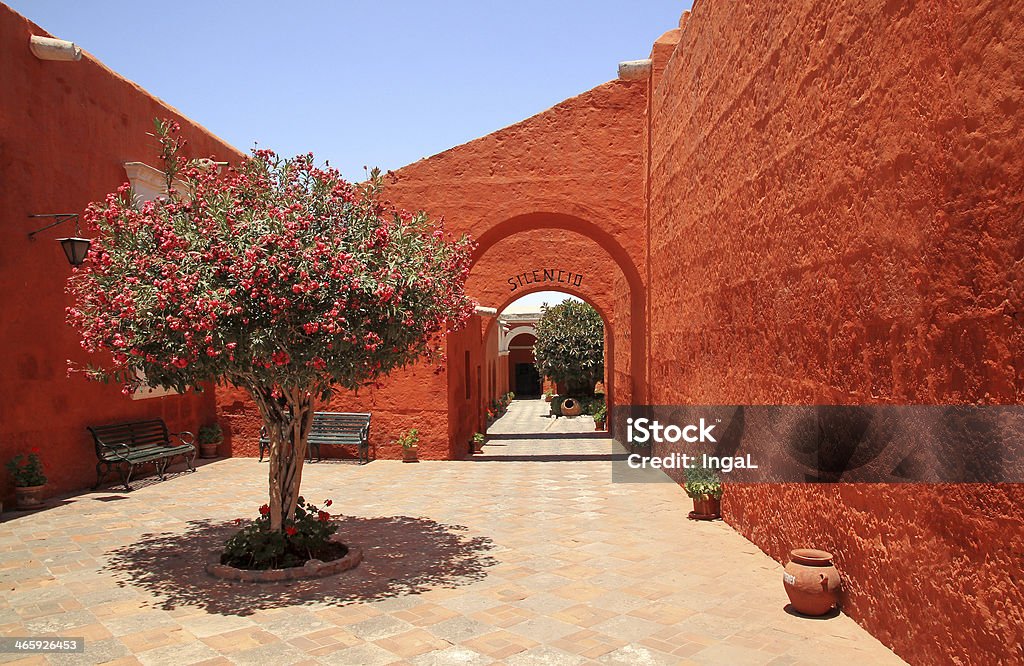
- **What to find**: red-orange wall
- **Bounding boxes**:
[217,78,649,460]
[647,2,1024,663]
[0,5,242,500]
[385,79,650,409]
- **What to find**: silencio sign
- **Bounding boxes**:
[507,269,584,292]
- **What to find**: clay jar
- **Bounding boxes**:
[560,398,582,416]
[783,548,841,616]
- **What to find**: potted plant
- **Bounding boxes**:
[398,428,419,463]
[684,461,722,520]
[543,389,553,403]
[6,452,47,510]
[198,423,223,459]
[593,404,607,431]
[472,432,486,454]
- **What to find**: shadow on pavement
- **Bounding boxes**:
[471,453,628,462]
[104,515,497,616]
[485,432,612,441]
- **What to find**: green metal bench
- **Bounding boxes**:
[259,412,371,464]
[88,419,196,490]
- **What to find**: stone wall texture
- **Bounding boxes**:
[0,6,241,499]
[646,1,1024,663]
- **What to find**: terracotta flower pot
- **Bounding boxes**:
[472,441,484,454]
[544,394,553,402]
[15,484,46,510]
[594,419,605,431]
[783,549,841,616]
[690,495,721,520]
[402,447,419,463]
[199,441,220,459]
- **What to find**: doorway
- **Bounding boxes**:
[514,363,541,397]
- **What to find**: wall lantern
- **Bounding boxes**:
[27,214,91,266]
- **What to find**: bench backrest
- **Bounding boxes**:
[310,412,371,443]
[88,419,170,456]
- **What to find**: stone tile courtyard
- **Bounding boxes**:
[0,401,903,665]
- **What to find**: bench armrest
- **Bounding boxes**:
[172,431,195,447]
[97,441,133,461]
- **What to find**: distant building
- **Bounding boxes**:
[497,305,542,396]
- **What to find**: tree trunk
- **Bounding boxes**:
[249,385,314,532]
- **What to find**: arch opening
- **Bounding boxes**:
[444,212,643,457]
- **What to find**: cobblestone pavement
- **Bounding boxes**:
[0,400,904,665]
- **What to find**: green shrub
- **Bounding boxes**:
[684,462,722,499]
[533,301,604,396]
[198,423,223,444]
[6,453,46,487]
[397,428,419,449]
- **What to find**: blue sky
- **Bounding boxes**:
[11,1,689,309]
[11,1,689,181]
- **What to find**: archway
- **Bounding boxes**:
[482,286,616,415]
[443,217,632,452]
[478,288,613,454]
[470,212,646,407]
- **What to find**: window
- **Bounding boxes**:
[124,161,181,400]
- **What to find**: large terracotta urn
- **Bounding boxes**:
[783,549,841,616]
[560,398,582,416]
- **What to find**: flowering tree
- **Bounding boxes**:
[533,301,604,396]
[68,120,475,532]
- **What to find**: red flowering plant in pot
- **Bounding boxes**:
[6,450,47,510]
[66,120,475,567]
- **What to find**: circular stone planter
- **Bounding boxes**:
[205,536,362,582]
